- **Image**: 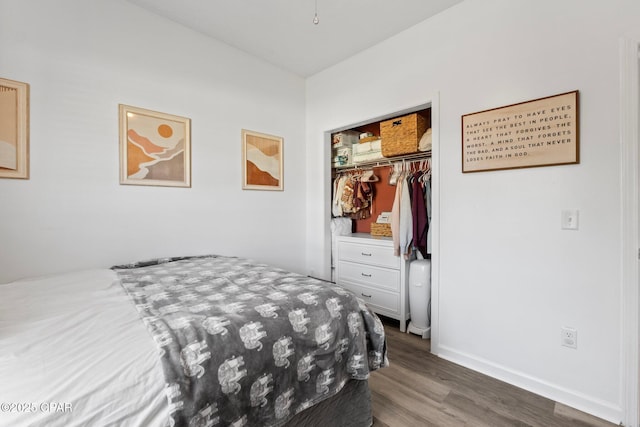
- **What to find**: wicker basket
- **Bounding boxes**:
[380,113,428,157]
[370,223,392,237]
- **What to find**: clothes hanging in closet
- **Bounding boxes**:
[332,172,373,220]
[391,173,413,259]
[424,175,432,254]
[391,160,431,259]
[411,171,428,259]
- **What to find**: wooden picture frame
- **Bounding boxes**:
[119,104,191,187]
[0,78,29,179]
[462,90,579,173]
[241,129,283,191]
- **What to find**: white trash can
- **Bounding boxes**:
[407,259,431,339]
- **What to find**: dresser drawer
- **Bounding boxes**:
[337,260,399,292]
[341,282,399,315]
[338,241,399,269]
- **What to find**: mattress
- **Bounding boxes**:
[0,257,386,427]
[0,269,168,427]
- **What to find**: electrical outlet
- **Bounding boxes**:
[561,327,577,349]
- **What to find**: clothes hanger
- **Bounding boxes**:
[361,169,379,182]
[388,162,400,185]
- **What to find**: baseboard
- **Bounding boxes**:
[436,345,623,425]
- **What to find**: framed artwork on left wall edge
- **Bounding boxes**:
[241,129,283,191]
[0,78,29,179]
[119,104,191,187]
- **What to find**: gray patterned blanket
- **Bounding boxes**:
[112,255,388,427]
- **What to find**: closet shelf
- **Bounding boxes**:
[333,151,431,171]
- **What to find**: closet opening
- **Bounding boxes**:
[326,101,436,335]
[329,106,432,238]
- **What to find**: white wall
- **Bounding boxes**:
[305,0,640,423]
[0,0,307,283]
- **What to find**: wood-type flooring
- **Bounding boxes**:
[369,318,617,427]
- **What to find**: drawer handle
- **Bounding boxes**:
[361,293,372,298]
[361,273,372,278]
[361,252,372,256]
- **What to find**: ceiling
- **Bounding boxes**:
[125,0,464,77]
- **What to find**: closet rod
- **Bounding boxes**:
[333,151,431,172]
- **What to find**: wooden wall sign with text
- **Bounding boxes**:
[462,90,579,173]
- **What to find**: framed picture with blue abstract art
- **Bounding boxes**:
[241,129,283,191]
[119,104,191,187]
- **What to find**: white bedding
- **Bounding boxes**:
[0,269,169,427]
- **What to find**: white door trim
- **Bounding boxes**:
[620,35,639,427]
[429,92,441,354]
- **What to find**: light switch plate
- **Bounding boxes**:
[561,209,579,230]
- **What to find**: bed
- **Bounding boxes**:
[0,255,387,427]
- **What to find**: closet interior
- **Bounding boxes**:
[330,107,432,332]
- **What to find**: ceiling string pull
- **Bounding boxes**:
[313,0,319,24]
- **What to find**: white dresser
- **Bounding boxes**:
[335,233,410,331]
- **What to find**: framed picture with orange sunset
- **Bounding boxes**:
[241,129,283,191]
[119,104,191,187]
